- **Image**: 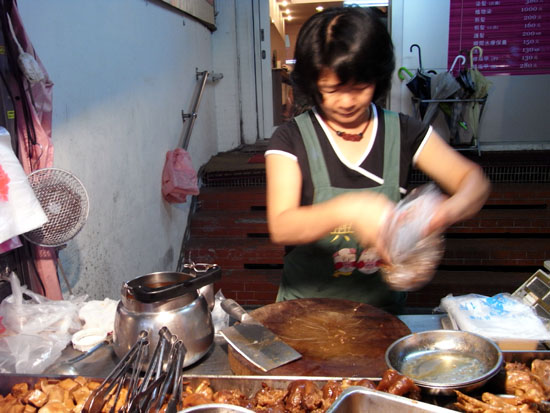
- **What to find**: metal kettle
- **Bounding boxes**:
[113,263,221,368]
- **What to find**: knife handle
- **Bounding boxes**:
[221,298,249,323]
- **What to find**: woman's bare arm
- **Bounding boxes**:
[415,131,491,234]
[266,153,394,247]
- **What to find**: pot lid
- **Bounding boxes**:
[126,264,221,303]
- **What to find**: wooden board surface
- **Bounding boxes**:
[228,298,411,377]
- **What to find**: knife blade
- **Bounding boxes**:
[220,298,301,372]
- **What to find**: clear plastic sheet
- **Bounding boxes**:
[0,273,86,373]
[380,184,445,291]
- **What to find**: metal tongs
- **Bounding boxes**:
[86,327,187,413]
[127,327,187,413]
[83,330,150,413]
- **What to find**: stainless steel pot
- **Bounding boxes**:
[113,265,221,368]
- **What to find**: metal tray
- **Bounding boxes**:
[4,351,550,412]
[0,375,455,413]
[327,387,453,413]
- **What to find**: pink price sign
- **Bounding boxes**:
[448,0,550,76]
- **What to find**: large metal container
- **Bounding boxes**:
[113,266,221,368]
[326,386,454,412]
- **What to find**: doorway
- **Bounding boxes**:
[260,1,391,132]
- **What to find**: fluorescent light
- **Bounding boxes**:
[316,6,324,12]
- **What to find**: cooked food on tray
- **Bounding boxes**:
[0,376,104,413]
[455,360,550,413]
[0,369,419,413]
[179,373,418,412]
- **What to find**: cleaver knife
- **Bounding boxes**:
[220,299,302,372]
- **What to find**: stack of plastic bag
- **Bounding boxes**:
[438,293,550,344]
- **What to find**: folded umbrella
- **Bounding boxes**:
[421,55,465,127]
[462,46,491,145]
[398,44,434,118]
[398,66,432,116]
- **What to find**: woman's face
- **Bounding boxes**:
[317,68,375,128]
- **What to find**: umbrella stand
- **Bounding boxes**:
[412,96,487,155]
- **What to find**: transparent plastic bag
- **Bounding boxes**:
[0,273,86,373]
[380,184,445,291]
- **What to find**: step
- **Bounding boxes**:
[406,269,535,308]
[185,237,285,269]
[213,268,281,306]
[488,183,550,205]
[190,210,268,238]
[447,208,550,234]
[197,187,267,211]
[186,234,548,271]
[441,237,549,267]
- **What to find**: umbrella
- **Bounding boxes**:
[421,55,465,127]
[398,44,433,117]
[462,46,491,145]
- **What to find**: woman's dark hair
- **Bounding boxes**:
[291,6,395,107]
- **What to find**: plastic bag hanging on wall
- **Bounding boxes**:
[161,148,199,203]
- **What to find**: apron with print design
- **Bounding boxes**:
[276,110,406,313]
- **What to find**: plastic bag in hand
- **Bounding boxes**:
[380,184,445,291]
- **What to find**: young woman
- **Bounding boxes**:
[264,7,490,313]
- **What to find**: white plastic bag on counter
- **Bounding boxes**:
[438,293,550,342]
[0,127,48,244]
[0,273,87,373]
[78,298,118,332]
[380,183,445,291]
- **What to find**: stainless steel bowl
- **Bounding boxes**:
[385,330,503,395]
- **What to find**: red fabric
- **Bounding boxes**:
[247,154,265,164]
[6,3,61,299]
[0,163,9,201]
[161,148,200,203]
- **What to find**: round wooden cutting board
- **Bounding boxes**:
[227,298,411,378]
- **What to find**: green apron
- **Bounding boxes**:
[276,109,406,313]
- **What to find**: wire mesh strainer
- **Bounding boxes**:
[23,168,89,247]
